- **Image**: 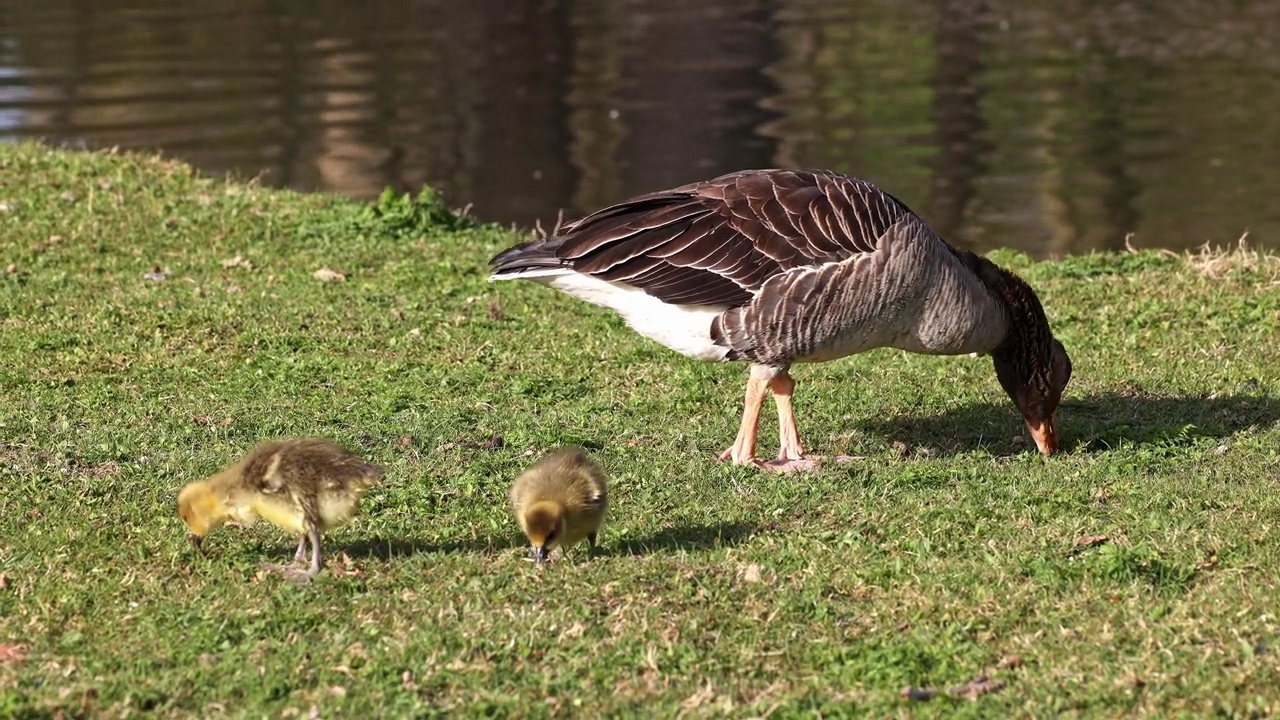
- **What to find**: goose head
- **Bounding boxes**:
[960,251,1073,456]
[988,268,1073,455]
[994,334,1072,456]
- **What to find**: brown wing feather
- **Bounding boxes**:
[710,215,939,366]
[489,169,915,309]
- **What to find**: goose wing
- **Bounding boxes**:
[489,169,916,308]
[711,214,1009,366]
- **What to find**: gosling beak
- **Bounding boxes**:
[532,545,550,565]
[1027,413,1059,457]
[188,533,205,555]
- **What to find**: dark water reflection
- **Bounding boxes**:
[1,0,1278,257]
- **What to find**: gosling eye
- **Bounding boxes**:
[544,529,558,546]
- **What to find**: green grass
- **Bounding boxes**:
[1,142,1279,718]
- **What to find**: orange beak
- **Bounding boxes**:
[1027,413,1059,456]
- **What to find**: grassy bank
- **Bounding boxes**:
[1,142,1279,718]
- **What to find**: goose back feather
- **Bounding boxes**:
[711,213,1010,367]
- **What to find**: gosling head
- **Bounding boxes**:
[177,480,230,555]
[521,500,565,565]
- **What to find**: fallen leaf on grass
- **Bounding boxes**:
[329,553,363,579]
[953,675,1007,700]
[995,655,1023,670]
[221,255,254,270]
[143,266,171,282]
[559,622,586,640]
[345,643,370,661]
[487,300,502,321]
[1072,534,1109,550]
[902,674,1008,703]
[85,461,120,479]
[0,644,27,664]
[313,267,346,283]
[680,681,721,711]
[738,563,762,583]
[454,435,504,451]
[0,574,9,590]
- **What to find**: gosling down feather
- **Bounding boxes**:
[488,169,1072,471]
[177,437,383,581]
[510,446,608,564]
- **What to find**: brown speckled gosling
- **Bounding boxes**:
[177,437,382,582]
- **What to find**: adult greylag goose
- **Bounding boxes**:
[488,169,1072,471]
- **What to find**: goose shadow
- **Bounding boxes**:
[603,522,757,556]
[851,391,1280,457]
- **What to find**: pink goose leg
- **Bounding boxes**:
[718,375,770,465]
[762,372,822,473]
[772,373,805,460]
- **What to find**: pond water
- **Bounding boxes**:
[1,0,1277,257]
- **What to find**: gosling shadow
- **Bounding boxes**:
[853,391,1280,457]
[329,535,511,560]
[605,522,757,556]
[318,524,756,561]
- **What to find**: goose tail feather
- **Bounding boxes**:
[488,239,568,281]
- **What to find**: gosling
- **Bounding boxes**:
[177,437,382,582]
[509,446,608,565]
